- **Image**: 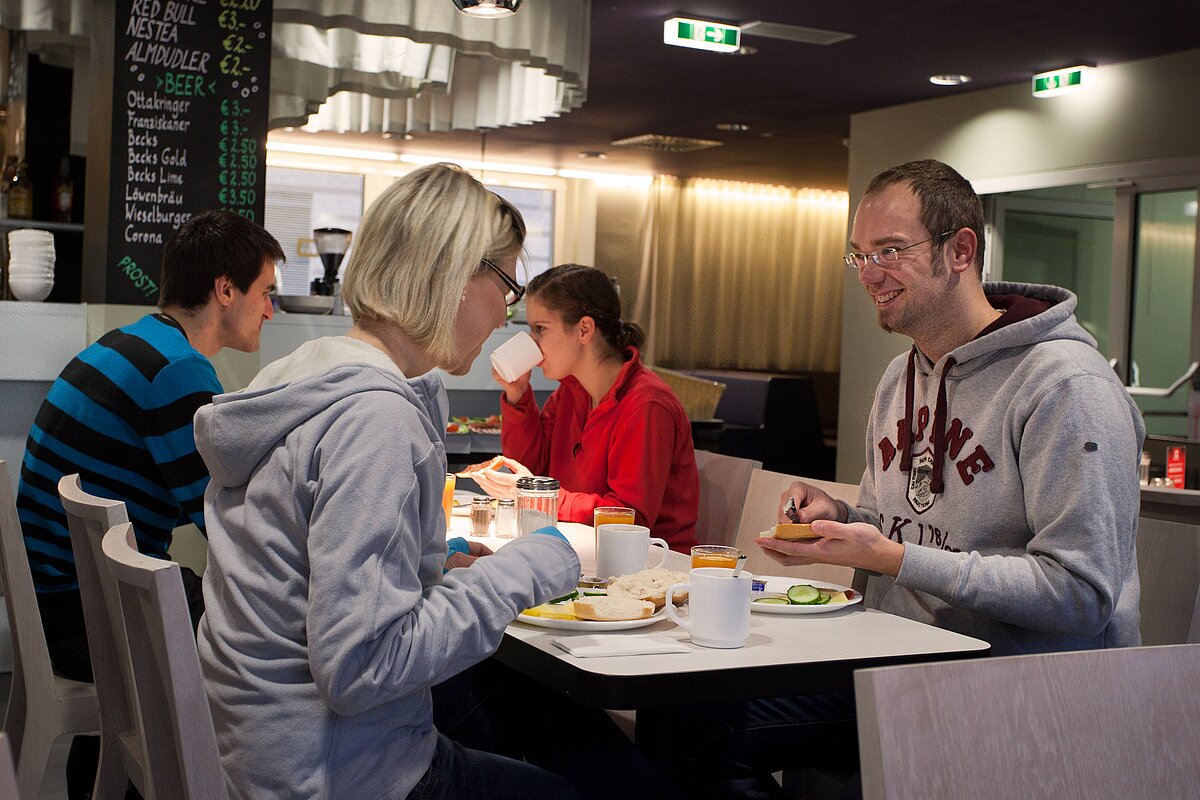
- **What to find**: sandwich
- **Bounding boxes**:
[760,523,822,541]
[606,568,689,608]
[573,596,655,621]
[455,455,504,477]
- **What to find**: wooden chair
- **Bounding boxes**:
[732,468,861,588]
[0,732,21,800]
[100,522,226,800]
[693,450,761,546]
[1134,515,1200,645]
[855,644,1200,799]
[59,474,148,799]
[0,460,99,799]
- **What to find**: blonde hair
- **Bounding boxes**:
[341,163,525,365]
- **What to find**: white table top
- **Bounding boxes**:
[448,511,991,709]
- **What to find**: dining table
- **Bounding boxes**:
[447,507,991,710]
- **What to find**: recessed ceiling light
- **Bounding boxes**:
[716,122,751,132]
[452,0,522,18]
[929,74,972,86]
[578,151,607,159]
[722,45,759,56]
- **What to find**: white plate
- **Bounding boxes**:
[750,576,862,615]
[516,606,668,632]
[451,490,488,516]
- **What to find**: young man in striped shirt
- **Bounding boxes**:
[17,209,284,680]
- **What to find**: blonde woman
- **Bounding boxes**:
[193,164,582,800]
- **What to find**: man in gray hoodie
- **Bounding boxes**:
[646,159,1145,799]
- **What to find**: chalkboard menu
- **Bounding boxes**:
[107,0,272,305]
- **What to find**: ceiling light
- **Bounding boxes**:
[1032,65,1095,98]
[266,141,399,161]
[452,0,522,18]
[578,151,607,159]
[716,122,751,132]
[663,17,741,53]
[929,74,972,86]
[397,154,556,176]
[722,45,758,56]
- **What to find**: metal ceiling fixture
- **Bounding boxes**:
[611,134,723,153]
[452,0,523,17]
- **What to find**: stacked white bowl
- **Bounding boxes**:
[7,229,55,302]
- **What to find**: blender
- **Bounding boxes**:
[311,227,352,305]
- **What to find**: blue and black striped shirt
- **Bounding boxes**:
[18,314,222,593]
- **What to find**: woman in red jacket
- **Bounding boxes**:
[474,264,699,552]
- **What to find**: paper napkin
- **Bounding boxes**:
[553,634,690,658]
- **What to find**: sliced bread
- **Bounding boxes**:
[573,596,655,621]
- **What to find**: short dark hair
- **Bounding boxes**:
[159,210,285,310]
[865,160,986,272]
[528,264,644,359]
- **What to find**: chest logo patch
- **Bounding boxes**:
[907,448,936,515]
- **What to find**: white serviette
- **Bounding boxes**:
[553,634,690,658]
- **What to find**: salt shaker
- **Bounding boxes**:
[469,496,492,537]
[494,498,517,539]
[516,476,560,536]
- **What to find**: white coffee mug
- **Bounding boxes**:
[595,523,668,580]
[491,331,543,383]
[665,567,753,649]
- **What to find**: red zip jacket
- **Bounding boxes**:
[500,349,699,551]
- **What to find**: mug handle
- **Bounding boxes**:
[664,581,690,631]
[647,537,669,569]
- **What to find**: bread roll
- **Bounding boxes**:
[763,523,822,540]
[606,569,689,608]
[573,596,655,621]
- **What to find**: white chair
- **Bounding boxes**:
[1134,515,1200,645]
[693,450,761,546]
[59,474,148,799]
[855,644,1200,799]
[732,468,861,588]
[101,522,227,800]
[0,732,21,800]
[0,460,99,799]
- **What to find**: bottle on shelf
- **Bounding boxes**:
[53,156,74,223]
[0,155,16,220]
[8,161,32,220]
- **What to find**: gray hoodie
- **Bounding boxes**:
[847,283,1144,656]
[194,336,580,800]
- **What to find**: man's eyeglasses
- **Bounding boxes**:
[481,258,526,307]
[844,230,956,271]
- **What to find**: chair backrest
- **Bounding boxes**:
[732,468,859,586]
[101,523,226,800]
[1135,515,1200,644]
[0,732,20,800]
[58,474,146,791]
[0,460,57,735]
[693,450,761,546]
[855,644,1200,799]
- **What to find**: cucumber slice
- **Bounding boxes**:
[813,592,832,605]
[548,590,579,604]
[786,584,821,605]
[581,590,608,596]
[754,597,792,605]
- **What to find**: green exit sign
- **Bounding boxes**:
[663,17,741,53]
[1032,66,1095,98]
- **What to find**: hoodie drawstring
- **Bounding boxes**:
[930,356,956,495]
[899,346,954,496]
[899,347,917,473]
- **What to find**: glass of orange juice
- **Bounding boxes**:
[593,506,635,552]
[691,544,741,569]
[442,473,456,531]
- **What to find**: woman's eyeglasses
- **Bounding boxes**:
[481,258,526,307]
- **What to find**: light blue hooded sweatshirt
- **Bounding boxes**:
[847,283,1145,656]
[193,337,580,800]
